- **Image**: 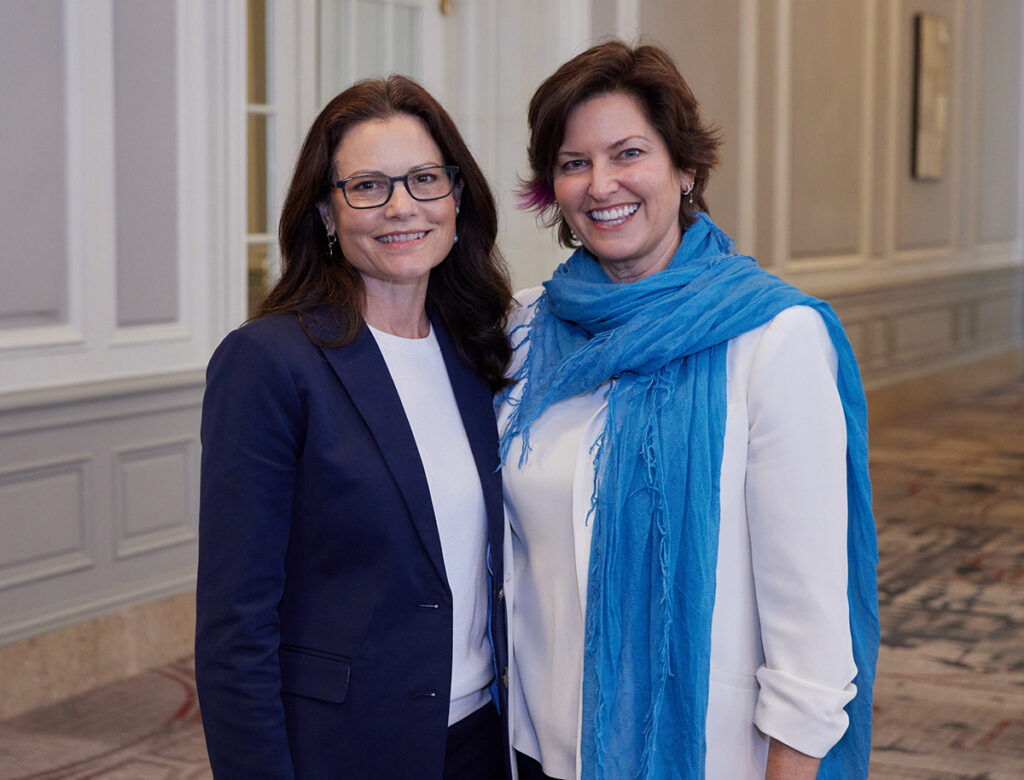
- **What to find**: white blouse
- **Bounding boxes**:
[497,288,857,779]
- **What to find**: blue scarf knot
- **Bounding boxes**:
[499,214,878,779]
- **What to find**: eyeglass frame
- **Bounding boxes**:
[331,165,461,209]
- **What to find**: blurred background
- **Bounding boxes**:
[0,0,1021,775]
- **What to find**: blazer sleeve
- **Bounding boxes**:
[743,306,858,758]
[195,324,304,779]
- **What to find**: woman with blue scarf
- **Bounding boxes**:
[497,41,879,780]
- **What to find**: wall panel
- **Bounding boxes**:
[789,0,864,259]
[977,0,1022,244]
[0,0,67,328]
[0,374,202,644]
[113,439,197,560]
[0,457,92,589]
[113,0,180,326]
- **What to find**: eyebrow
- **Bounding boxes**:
[556,135,651,157]
[335,161,444,180]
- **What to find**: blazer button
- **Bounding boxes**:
[501,667,509,688]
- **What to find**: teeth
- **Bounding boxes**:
[377,231,427,243]
[588,204,639,225]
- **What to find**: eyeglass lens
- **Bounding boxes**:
[343,166,455,208]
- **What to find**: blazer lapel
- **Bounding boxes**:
[316,318,449,588]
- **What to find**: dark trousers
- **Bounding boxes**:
[443,702,505,780]
[515,751,562,780]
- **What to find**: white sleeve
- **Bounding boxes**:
[744,306,858,758]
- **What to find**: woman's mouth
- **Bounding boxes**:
[587,204,639,226]
[375,231,428,244]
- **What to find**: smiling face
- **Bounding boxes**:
[553,91,693,283]
[320,113,458,295]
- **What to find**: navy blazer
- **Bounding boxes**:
[195,310,509,779]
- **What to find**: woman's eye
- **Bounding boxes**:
[620,148,642,159]
[353,178,383,192]
[561,159,587,171]
[414,172,438,184]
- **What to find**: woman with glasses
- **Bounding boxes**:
[196,76,512,779]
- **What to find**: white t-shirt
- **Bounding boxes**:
[369,323,493,725]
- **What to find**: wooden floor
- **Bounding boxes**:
[1,378,1022,779]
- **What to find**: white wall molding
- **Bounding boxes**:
[1,1,229,393]
[858,0,878,267]
[0,324,85,353]
[0,572,196,646]
[736,0,758,255]
[113,437,198,560]
[946,0,968,252]
[0,455,94,590]
[615,0,641,41]
[0,374,202,646]
[882,0,900,262]
[0,369,204,436]
[771,0,791,271]
[1018,0,1024,250]
[825,264,1022,390]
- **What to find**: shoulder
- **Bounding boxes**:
[726,305,840,401]
[213,314,317,360]
[729,305,834,363]
[207,314,323,390]
[507,286,545,333]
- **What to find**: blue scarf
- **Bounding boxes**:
[499,214,878,779]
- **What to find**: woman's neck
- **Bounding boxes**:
[361,278,431,338]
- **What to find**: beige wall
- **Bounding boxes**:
[642,0,1023,390]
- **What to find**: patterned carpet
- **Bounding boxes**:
[0,378,1022,778]
[0,658,209,778]
[868,377,1024,779]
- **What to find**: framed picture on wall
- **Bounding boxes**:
[911,13,950,181]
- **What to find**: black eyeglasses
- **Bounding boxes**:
[333,165,460,209]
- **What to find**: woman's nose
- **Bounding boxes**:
[587,161,618,199]
[385,180,417,217]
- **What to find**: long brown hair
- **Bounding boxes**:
[259,76,512,391]
[520,40,721,248]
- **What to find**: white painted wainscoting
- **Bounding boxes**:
[0,372,203,645]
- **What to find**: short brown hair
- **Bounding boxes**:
[520,40,721,247]
[261,75,511,390]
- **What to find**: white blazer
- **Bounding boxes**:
[499,288,857,779]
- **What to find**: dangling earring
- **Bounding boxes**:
[453,233,459,244]
[683,181,695,206]
[326,231,338,256]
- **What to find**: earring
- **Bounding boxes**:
[326,231,339,256]
[453,233,459,244]
[683,181,695,206]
